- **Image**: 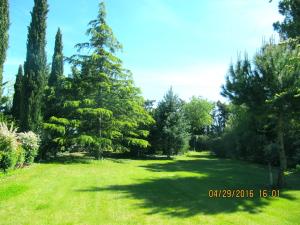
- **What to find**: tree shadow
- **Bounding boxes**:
[42,152,93,165]
[76,153,299,218]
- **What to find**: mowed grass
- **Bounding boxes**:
[0,152,299,225]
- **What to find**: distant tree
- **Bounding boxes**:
[222,40,300,187]
[49,28,63,87]
[154,88,190,157]
[0,0,9,100]
[22,0,48,132]
[12,65,24,122]
[273,0,300,39]
[212,101,230,135]
[183,96,213,150]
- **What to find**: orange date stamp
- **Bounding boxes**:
[208,189,280,198]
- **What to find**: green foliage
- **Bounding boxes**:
[220,40,300,186]
[49,28,63,87]
[0,0,9,100]
[211,101,230,135]
[12,65,24,123]
[0,122,39,170]
[184,96,214,133]
[274,0,300,39]
[22,0,49,132]
[183,96,214,150]
[152,88,191,157]
[0,122,20,171]
[17,131,40,164]
[41,2,154,159]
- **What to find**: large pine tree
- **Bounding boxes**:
[49,28,63,87]
[12,65,24,122]
[22,0,48,131]
[43,2,154,159]
[0,0,9,100]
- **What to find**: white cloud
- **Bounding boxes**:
[132,62,228,102]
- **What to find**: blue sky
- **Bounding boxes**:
[4,0,282,102]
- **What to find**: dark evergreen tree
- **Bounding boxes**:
[0,0,9,100]
[273,0,300,39]
[22,0,48,131]
[43,2,154,159]
[212,101,230,135]
[49,28,63,87]
[153,88,190,157]
[44,28,64,120]
[12,65,24,122]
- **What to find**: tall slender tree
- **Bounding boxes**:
[22,0,48,131]
[0,0,9,100]
[12,65,24,122]
[49,28,63,87]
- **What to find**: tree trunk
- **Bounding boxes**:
[193,136,196,151]
[277,113,287,188]
[268,162,273,187]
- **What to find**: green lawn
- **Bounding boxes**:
[0,151,299,225]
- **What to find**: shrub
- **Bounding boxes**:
[0,122,21,172]
[17,132,40,164]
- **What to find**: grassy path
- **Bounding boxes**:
[0,152,299,225]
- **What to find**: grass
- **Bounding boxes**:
[0,151,299,225]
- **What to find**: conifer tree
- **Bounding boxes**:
[273,0,300,39]
[222,41,300,187]
[43,2,154,159]
[0,0,9,100]
[12,65,24,122]
[22,0,48,131]
[49,28,63,87]
[153,88,191,157]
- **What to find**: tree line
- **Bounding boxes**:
[0,0,212,161]
[209,0,300,187]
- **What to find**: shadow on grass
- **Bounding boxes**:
[77,153,299,217]
[43,152,172,165]
[42,152,93,165]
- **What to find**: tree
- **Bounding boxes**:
[212,101,230,135]
[183,96,213,150]
[49,28,63,87]
[44,28,64,120]
[154,88,190,157]
[22,0,48,132]
[0,0,9,100]
[12,65,24,122]
[43,2,153,159]
[222,41,300,187]
[273,0,300,39]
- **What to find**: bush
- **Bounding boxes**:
[17,132,40,164]
[0,122,22,172]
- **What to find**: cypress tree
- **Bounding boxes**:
[12,65,24,122]
[22,0,48,131]
[49,28,63,86]
[0,0,9,100]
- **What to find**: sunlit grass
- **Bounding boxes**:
[0,152,299,225]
